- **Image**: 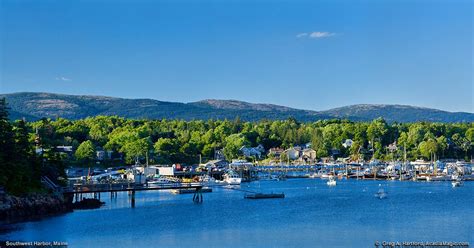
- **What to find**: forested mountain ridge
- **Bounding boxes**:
[1,92,473,123]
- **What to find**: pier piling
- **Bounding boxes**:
[193,187,203,203]
[131,190,135,208]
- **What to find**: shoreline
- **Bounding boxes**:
[0,193,73,224]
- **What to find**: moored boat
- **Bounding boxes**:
[452,180,463,187]
[327,175,337,186]
[223,170,242,185]
[374,185,388,199]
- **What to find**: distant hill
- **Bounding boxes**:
[1,92,473,123]
[320,104,474,123]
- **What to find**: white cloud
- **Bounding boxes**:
[297,31,337,39]
[296,32,308,38]
[55,76,71,81]
[309,31,336,39]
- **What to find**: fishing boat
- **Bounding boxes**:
[223,170,242,185]
[327,175,337,186]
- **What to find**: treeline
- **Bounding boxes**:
[0,99,67,196]
[23,113,474,166]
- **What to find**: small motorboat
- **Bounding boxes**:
[452,180,463,187]
[199,175,217,185]
[374,184,387,199]
[327,176,337,186]
[309,173,319,179]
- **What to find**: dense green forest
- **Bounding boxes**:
[1,98,474,195]
[0,98,66,195]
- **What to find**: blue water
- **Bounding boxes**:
[1,179,473,248]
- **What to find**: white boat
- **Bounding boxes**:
[399,173,412,181]
[451,174,460,181]
[428,175,451,181]
[223,170,242,185]
[199,175,217,185]
[327,176,337,186]
[374,185,387,199]
[452,181,462,187]
[452,180,463,187]
[320,170,333,179]
[148,176,172,184]
[309,173,319,179]
[320,173,331,179]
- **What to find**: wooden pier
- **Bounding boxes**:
[63,182,207,207]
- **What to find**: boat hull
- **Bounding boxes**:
[225,178,242,185]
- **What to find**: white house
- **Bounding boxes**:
[240,144,265,158]
[284,147,301,160]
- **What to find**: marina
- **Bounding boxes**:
[54,160,474,208]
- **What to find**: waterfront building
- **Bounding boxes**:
[268,148,284,158]
[240,144,265,158]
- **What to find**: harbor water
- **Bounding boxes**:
[1,179,473,247]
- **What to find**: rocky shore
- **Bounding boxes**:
[0,193,72,222]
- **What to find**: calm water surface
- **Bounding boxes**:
[1,179,473,248]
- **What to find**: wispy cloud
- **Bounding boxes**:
[296,32,308,38]
[309,31,336,38]
[297,31,338,39]
[55,76,71,81]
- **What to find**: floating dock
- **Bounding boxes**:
[171,188,213,194]
[244,193,285,199]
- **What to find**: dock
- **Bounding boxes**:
[62,182,208,207]
[171,188,212,194]
[244,193,285,199]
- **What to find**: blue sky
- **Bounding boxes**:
[1,0,472,112]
